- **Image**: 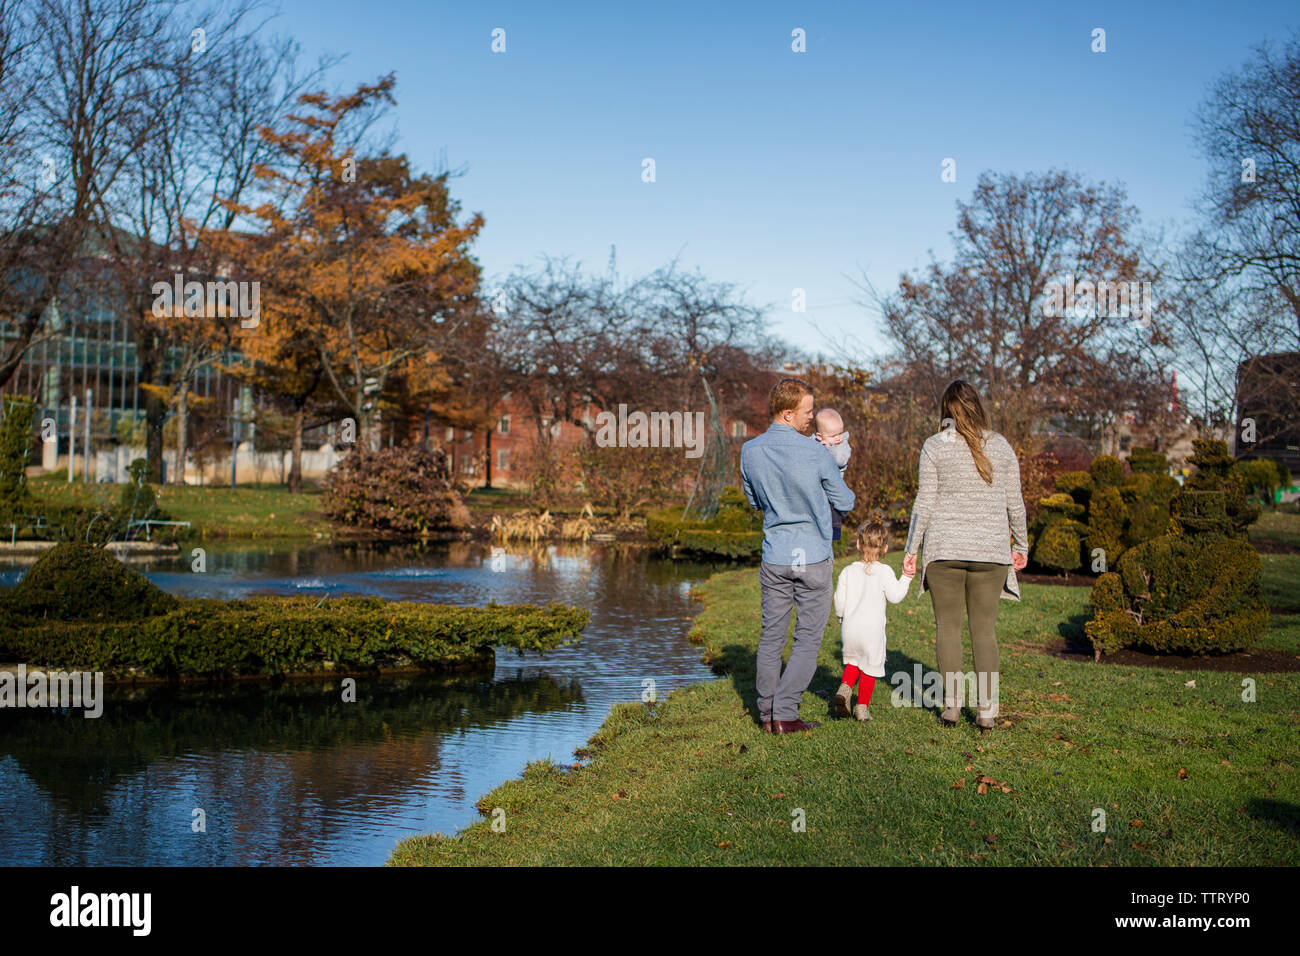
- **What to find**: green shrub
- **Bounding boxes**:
[0,596,590,679]
[1034,521,1083,574]
[1126,446,1167,474]
[1029,493,1085,574]
[1053,471,1092,506]
[0,396,35,519]
[1120,470,1177,546]
[1087,484,1127,568]
[1089,454,1124,488]
[4,542,179,622]
[1085,534,1267,657]
[1172,439,1259,537]
[646,485,763,559]
[1234,458,1284,506]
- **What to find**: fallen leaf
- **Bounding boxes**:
[1185,679,1196,688]
[977,783,988,794]
[1130,819,1143,828]
[716,841,731,848]
[952,778,966,789]
[1177,767,1188,779]
[983,833,997,844]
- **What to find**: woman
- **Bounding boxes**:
[901,380,1028,731]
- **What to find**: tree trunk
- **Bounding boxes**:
[138,333,167,484]
[289,401,304,494]
[174,385,188,485]
[485,426,493,489]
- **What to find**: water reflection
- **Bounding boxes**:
[0,542,724,865]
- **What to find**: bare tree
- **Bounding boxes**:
[1173,32,1300,447]
[856,169,1176,450]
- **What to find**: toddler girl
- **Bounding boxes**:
[833,520,913,720]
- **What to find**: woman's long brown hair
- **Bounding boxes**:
[939,380,993,484]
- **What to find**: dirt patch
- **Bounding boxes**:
[1251,538,1300,555]
[1018,571,1095,587]
[1046,639,1300,673]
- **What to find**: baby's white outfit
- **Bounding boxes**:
[833,560,913,677]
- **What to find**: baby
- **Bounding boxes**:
[833,520,913,720]
[814,408,852,541]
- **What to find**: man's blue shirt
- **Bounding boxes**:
[740,422,855,566]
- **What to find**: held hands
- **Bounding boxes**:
[902,552,917,577]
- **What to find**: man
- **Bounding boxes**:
[740,378,855,734]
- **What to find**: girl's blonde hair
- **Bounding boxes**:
[939,379,994,485]
[855,520,890,564]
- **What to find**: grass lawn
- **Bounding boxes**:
[390,547,1300,866]
[26,477,333,540]
[1253,508,1300,550]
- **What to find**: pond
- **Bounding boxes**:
[0,541,723,865]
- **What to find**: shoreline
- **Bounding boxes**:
[387,551,1300,866]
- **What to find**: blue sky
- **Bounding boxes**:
[263,0,1299,359]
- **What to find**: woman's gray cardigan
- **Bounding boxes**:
[903,428,1030,601]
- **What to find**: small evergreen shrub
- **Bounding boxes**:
[4,542,179,621]
[1089,454,1124,488]
[1030,493,1085,574]
[1085,534,1267,657]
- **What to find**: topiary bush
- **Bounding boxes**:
[3,541,179,622]
[1084,534,1267,657]
[1120,448,1177,547]
[1087,484,1127,570]
[1089,454,1124,488]
[323,442,471,536]
[1172,439,1259,537]
[1029,493,1085,574]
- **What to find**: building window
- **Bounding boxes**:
[1119,435,1131,451]
[462,457,475,475]
[732,421,746,438]
[498,415,510,435]
[445,427,455,441]
[497,449,510,471]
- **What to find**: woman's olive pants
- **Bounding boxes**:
[926,560,1009,717]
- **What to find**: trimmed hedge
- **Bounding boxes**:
[0,542,589,678]
[646,486,764,559]
[1084,534,1268,657]
[0,596,590,679]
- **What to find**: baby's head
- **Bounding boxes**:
[814,408,844,441]
[854,520,890,564]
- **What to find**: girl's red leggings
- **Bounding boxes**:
[840,666,875,706]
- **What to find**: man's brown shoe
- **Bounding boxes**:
[773,718,821,734]
[761,720,773,733]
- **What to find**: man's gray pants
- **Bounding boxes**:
[756,557,833,723]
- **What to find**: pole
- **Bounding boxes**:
[68,394,76,483]
[231,396,238,488]
[84,388,92,483]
